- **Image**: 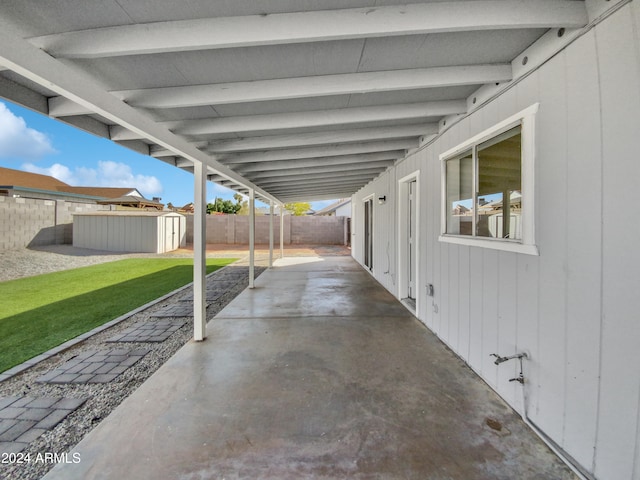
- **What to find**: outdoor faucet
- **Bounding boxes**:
[490,352,528,365]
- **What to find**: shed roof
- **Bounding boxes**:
[73,211,181,217]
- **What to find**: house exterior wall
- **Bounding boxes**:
[0,195,110,249]
[352,4,640,479]
[335,202,352,218]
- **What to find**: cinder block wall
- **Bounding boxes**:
[290,216,345,245]
[0,196,110,249]
[185,215,345,245]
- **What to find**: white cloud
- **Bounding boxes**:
[0,103,56,159]
[23,160,163,197]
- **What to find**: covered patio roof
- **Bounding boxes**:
[0,0,587,203]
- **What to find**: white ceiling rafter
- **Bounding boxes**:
[207,125,437,153]
[110,101,467,140]
[233,152,401,173]
[216,141,416,164]
[29,1,588,59]
[243,163,391,180]
[47,65,512,116]
[256,174,386,188]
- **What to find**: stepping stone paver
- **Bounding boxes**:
[150,303,194,318]
[106,320,186,343]
[36,349,149,384]
[0,396,87,454]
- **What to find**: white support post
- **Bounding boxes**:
[193,161,207,341]
[269,201,274,267]
[249,189,255,289]
[280,206,284,259]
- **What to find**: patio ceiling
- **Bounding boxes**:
[0,0,587,203]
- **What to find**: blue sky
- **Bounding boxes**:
[0,100,336,210]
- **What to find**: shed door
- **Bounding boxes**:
[165,217,178,251]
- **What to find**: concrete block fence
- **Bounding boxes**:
[0,196,348,250]
[185,214,348,245]
[0,196,111,250]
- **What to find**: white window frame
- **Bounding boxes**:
[439,103,539,256]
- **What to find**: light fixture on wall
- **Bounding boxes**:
[378,195,386,205]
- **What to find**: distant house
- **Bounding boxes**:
[97,195,163,211]
[0,166,160,209]
[315,199,352,218]
[177,202,194,213]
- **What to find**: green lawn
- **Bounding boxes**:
[0,257,237,373]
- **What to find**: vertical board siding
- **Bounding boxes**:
[424,147,435,328]
[350,5,640,478]
[448,244,460,353]
[534,51,569,443]
[497,252,518,406]
[563,29,603,470]
[594,8,640,480]
[480,249,499,386]
[468,248,484,370]
[458,245,471,362]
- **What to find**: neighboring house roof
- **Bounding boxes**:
[178,202,194,213]
[0,166,139,200]
[315,198,351,216]
[97,195,163,210]
[0,166,70,191]
[58,186,140,198]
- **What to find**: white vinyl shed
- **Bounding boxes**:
[73,211,186,253]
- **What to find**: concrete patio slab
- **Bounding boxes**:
[43,256,574,480]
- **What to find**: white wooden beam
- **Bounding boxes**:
[149,142,208,158]
[233,151,401,173]
[29,1,587,59]
[140,101,465,139]
[193,161,207,341]
[280,192,355,202]
[249,188,255,289]
[274,187,366,198]
[0,19,281,206]
[269,187,369,197]
[260,178,379,190]
[113,65,511,109]
[245,163,389,180]
[259,172,380,185]
[269,201,274,268]
[217,140,415,164]
[256,170,385,186]
[209,124,435,153]
[279,208,284,259]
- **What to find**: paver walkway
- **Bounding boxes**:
[36,349,149,384]
[107,320,186,343]
[0,397,87,454]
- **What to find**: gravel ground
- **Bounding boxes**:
[0,245,213,282]
[0,246,266,480]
